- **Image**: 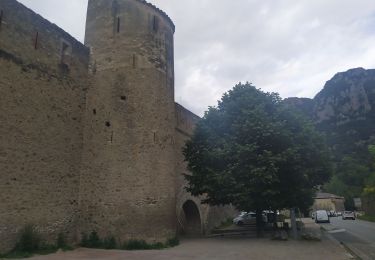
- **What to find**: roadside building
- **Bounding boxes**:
[353,198,362,211]
[312,192,345,212]
[362,195,375,216]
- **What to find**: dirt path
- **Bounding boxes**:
[27,236,352,260]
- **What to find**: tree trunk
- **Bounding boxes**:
[272,209,278,230]
[256,209,264,237]
[290,208,298,239]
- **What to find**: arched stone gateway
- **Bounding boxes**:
[180,200,202,236]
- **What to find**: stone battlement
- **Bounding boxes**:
[0,0,89,79]
[175,103,201,136]
[134,0,175,32]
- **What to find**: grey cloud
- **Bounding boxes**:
[17,0,88,42]
[18,0,375,116]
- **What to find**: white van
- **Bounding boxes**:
[315,210,330,223]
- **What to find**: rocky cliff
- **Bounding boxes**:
[285,68,375,161]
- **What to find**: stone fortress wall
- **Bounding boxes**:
[80,0,177,243]
[0,0,89,252]
[0,0,236,253]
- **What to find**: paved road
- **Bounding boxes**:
[331,217,375,242]
[320,217,375,260]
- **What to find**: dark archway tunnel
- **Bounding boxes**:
[180,200,202,236]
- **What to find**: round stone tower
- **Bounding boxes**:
[79,0,176,242]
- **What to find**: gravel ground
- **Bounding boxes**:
[26,236,352,260]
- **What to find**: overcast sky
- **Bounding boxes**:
[18,0,375,116]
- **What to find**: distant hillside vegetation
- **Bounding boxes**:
[285,68,375,161]
[284,68,375,209]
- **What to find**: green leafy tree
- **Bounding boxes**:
[369,145,375,158]
[325,154,372,210]
[363,145,375,196]
[184,83,332,227]
[338,157,371,187]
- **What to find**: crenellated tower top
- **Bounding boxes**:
[134,0,175,32]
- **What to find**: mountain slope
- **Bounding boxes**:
[285,68,375,161]
[284,68,375,209]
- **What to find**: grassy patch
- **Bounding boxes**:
[0,226,72,259]
[80,231,179,251]
[300,233,321,241]
[0,251,33,259]
[80,231,101,248]
[166,237,180,247]
[80,232,117,249]
[102,236,117,249]
[1,245,61,259]
[214,218,233,229]
[122,238,179,250]
[358,214,375,222]
[123,239,163,250]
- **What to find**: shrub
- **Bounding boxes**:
[102,236,117,249]
[0,251,33,259]
[87,231,101,248]
[0,226,70,258]
[37,243,58,255]
[166,237,179,247]
[123,239,150,250]
[215,218,233,229]
[80,232,117,249]
[301,233,321,241]
[150,242,165,249]
[56,233,73,251]
[80,232,89,247]
[56,233,66,249]
[358,214,375,222]
[79,231,179,251]
[14,225,41,253]
[123,237,179,250]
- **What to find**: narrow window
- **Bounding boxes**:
[153,15,159,32]
[117,17,120,33]
[60,40,72,65]
[105,121,111,127]
[111,0,119,16]
[92,61,97,75]
[34,32,39,50]
[93,109,97,115]
[0,10,3,28]
[132,54,136,68]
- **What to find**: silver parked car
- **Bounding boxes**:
[233,212,268,225]
[233,212,257,225]
[342,211,356,220]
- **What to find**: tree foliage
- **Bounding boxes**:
[183,83,332,213]
[325,145,375,209]
[363,145,375,196]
